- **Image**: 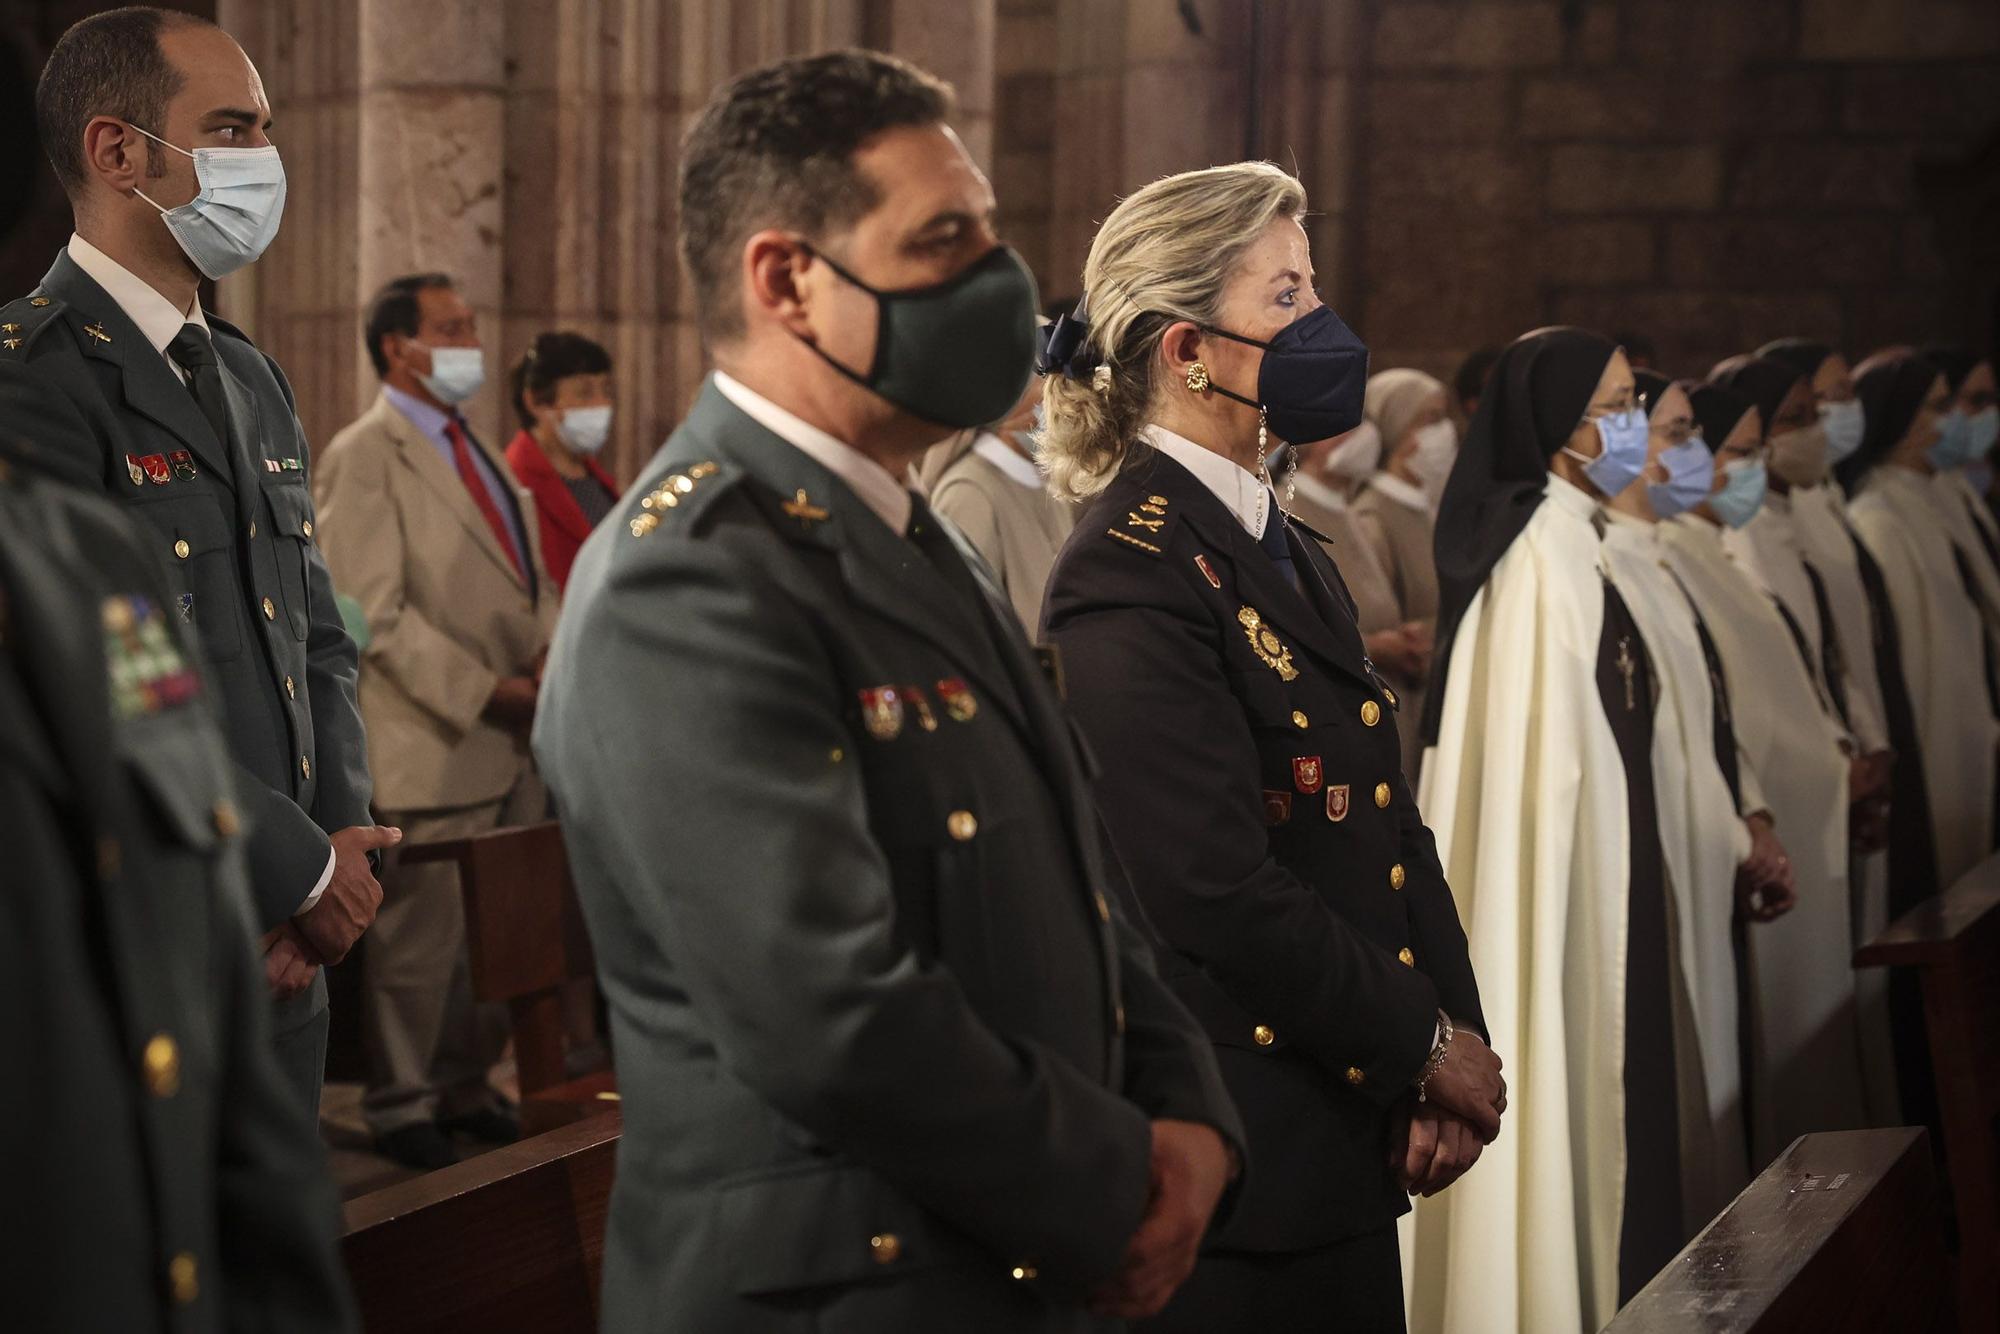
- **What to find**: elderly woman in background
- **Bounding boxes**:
[1353,369,1455,779]
[504,331,621,594]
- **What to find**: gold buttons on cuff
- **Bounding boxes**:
[173,539,190,559]
[300,755,312,781]
[1290,709,1309,730]
[1375,782,1392,809]
[262,596,276,620]
[947,810,978,841]
[1345,1066,1366,1086]
[248,521,256,539]
[143,1033,181,1097]
[1011,1265,1040,1282]
[1360,700,1381,727]
[168,1252,199,1305]
[301,518,313,538]
[870,1233,902,1265]
[284,675,296,700]
[1253,1024,1275,1047]
[1390,863,1407,891]
[211,800,240,838]
[1398,947,1415,967]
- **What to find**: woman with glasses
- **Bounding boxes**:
[1658,381,1866,1169]
[1409,327,1687,1330]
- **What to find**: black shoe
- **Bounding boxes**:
[439,1106,521,1145]
[377,1123,459,1170]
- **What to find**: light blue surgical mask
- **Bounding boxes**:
[1562,408,1651,499]
[128,123,287,280]
[556,405,613,455]
[1819,399,1866,466]
[1966,405,1999,461]
[415,344,486,405]
[1647,437,1715,519]
[1708,457,1768,529]
[1930,409,1976,470]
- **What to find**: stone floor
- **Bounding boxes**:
[321,1057,522,1200]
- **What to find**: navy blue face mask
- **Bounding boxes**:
[1198,305,1371,446]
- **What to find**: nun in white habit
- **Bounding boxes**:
[1408,328,1695,1332]
[1842,350,2000,888]
[1659,383,1870,1170]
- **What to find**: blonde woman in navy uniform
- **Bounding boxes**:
[1039,162,1504,1331]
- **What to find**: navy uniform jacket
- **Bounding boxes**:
[0,253,373,1024]
[0,437,354,1332]
[1043,446,1485,1252]
[534,383,1244,1333]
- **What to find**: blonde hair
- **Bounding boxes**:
[1039,161,1308,500]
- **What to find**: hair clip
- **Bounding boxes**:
[1036,310,1095,382]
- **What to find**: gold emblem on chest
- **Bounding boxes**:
[1237,605,1297,681]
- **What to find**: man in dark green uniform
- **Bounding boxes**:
[0,410,354,1332]
[535,51,1245,1332]
[0,7,390,1113]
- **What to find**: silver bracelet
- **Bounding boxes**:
[1415,1010,1454,1103]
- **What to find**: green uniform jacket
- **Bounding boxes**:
[534,382,1245,1333]
[0,432,354,1332]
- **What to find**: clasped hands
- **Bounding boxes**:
[1394,1025,1506,1198]
[259,823,400,999]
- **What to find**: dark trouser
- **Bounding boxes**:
[268,974,329,1123]
[1141,1225,1405,1334]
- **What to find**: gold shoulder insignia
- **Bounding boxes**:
[629,461,721,537]
[1107,527,1161,553]
[83,323,112,344]
[28,296,51,308]
[1106,492,1175,556]
[781,488,830,528]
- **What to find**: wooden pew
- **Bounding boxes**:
[1603,1127,1944,1333]
[400,821,614,1130]
[1855,851,2000,1333]
[342,1111,621,1334]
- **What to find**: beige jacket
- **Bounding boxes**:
[929,433,1076,636]
[314,392,559,811]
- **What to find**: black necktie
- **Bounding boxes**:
[166,323,232,451]
[1257,499,1302,593]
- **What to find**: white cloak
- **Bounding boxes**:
[1659,515,1867,1165]
[1406,478,1631,1333]
[1601,512,1751,1219]
[1850,466,1999,886]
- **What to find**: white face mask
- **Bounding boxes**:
[128,123,287,280]
[414,344,485,404]
[1406,418,1458,486]
[556,405,613,455]
[1321,420,1382,481]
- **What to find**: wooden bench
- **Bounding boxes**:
[1604,1127,1944,1333]
[400,821,615,1132]
[1855,851,2000,1333]
[342,1111,621,1334]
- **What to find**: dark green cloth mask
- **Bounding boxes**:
[797,243,1040,429]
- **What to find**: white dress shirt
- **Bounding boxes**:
[69,233,335,915]
[1139,422,1275,537]
[714,371,914,535]
[972,431,1045,490]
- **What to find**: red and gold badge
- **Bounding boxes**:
[1325,784,1351,823]
[935,678,978,722]
[903,685,938,732]
[125,453,146,486]
[140,453,172,485]
[1194,553,1221,589]
[1293,755,1323,794]
[1262,790,1293,825]
[858,686,904,741]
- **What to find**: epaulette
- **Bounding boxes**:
[1101,489,1178,557]
[0,291,68,355]
[625,459,735,538]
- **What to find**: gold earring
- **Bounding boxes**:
[1185,361,1210,394]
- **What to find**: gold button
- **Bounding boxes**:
[97,836,122,879]
[1253,1024,1275,1047]
[829,747,844,763]
[1290,709,1309,730]
[1374,782,1391,809]
[870,1233,902,1265]
[248,521,256,539]
[1346,1066,1366,1086]
[1011,1265,1039,1281]
[211,800,240,838]
[300,755,312,780]
[262,596,276,620]
[947,810,978,841]
[1361,700,1381,727]
[284,675,296,700]
[301,518,313,538]
[1390,863,1406,891]
[1115,1004,1127,1035]
[1095,892,1111,923]
[168,1251,199,1305]
[143,1033,181,1097]
[173,538,190,559]
[1398,947,1415,967]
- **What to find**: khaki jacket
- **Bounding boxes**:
[315,392,558,811]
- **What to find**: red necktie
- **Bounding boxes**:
[444,417,526,582]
